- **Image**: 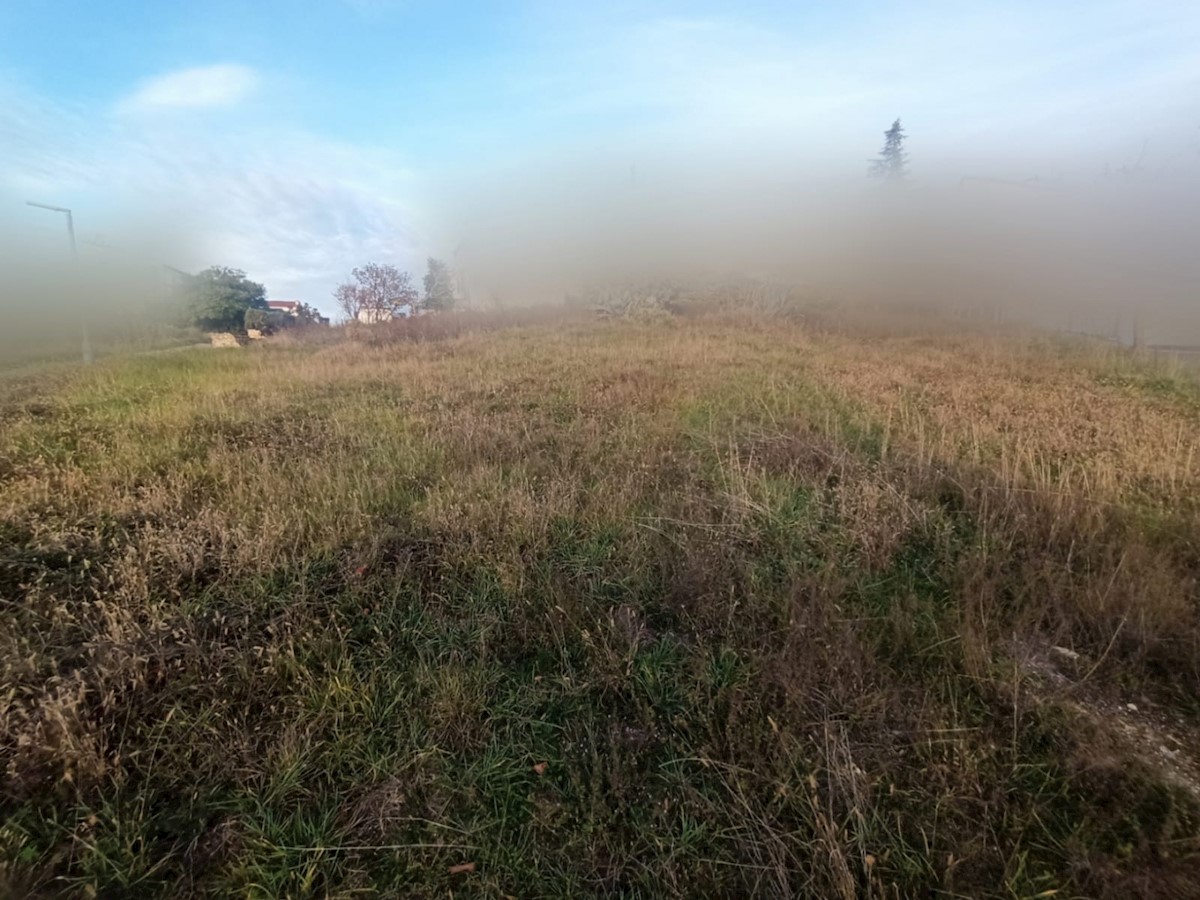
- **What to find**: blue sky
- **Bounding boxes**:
[2,0,1198,312]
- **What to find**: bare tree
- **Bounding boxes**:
[334,262,418,322]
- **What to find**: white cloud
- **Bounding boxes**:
[106,123,422,311]
[118,64,259,114]
[3,76,421,316]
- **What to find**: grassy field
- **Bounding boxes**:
[3,315,1200,897]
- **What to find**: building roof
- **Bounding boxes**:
[267,300,300,310]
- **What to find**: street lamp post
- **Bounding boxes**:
[27,200,93,364]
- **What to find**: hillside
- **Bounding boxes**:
[3,317,1200,897]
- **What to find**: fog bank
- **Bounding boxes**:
[439,155,1200,344]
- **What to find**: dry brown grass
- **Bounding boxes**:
[2,315,1200,897]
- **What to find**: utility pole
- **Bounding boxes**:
[27,200,93,364]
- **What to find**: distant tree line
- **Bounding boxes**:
[179,256,458,333]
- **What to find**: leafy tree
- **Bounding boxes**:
[422,257,456,311]
[294,302,327,325]
[334,263,417,321]
[244,307,271,332]
[185,266,267,331]
[869,118,909,182]
[265,311,291,331]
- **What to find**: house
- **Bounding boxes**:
[267,300,330,325]
[267,300,302,317]
[357,307,393,324]
[356,302,413,324]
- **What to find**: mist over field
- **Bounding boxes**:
[6,149,1200,357]
[0,213,195,364]
[432,150,1200,340]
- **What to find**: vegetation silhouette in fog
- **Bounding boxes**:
[869,118,909,182]
[422,257,456,311]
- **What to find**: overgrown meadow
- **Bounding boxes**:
[3,315,1200,897]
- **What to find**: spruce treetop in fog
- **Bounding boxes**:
[869,118,909,182]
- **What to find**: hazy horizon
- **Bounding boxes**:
[3,0,1199,328]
